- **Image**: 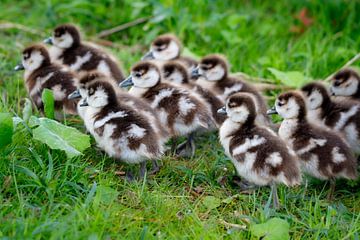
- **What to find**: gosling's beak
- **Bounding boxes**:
[14,62,24,71]
[141,51,154,60]
[79,99,89,107]
[119,75,134,88]
[217,106,227,115]
[68,89,81,100]
[191,67,202,78]
[43,37,53,45]
[267,106,278,115]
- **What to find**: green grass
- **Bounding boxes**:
[1,0,360,239]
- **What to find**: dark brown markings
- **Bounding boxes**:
[163,61,225,126]
[152,33,182,53]
[23,45,77,114]
[280,91,357,179]
[332,68,360,99]
[200,54,229,80]
[226,94,300,185]
[88,81,162,157]
[301,82,360,129]
[53,24,124,82]
[277,91,307,121]
[22,44,51,68]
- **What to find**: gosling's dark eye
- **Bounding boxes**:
[333,80,343,87]
[277,102,285,107]
[134,72,141,78]
[156,45,167,51]
[310,98,314,102]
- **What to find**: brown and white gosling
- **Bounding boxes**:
[69,72,169,173]
[162,61,226,127]
[119,61,214,158]
[79,80,165,179]
[192,54,270,126]
[14,44,77,114]
[218,93,301,208]
[268,91,357,199]
[44,24,124,82]
[330,68,360,101]
[142,34,198,71]
[301,82,360,155]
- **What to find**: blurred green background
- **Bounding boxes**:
[0,0,360,239]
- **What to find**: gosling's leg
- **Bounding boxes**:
[125,170,135,182]
[176,133,196,158]
[271,183,280,210]
[138,161,147,180]
[149,160,160,175]
[327,178,336,201]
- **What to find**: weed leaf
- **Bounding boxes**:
[268,68,309,88]
[94,185,119,206]
[42,89,55,119]
[250,217,290,240]
[203,196,221,210]
[0,113,13,149]
[30,116,91,158]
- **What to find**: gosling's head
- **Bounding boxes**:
[301,82,330,110]
[142,34,182,61]
[44,24,81,49]
[274,91,306,120]
[162,61,189,85]
[330,68,360,97]
[218,93,256,124]
[120,61,161,88]
[82,81,117,108]
[15,44,51,72]
[193,54,228,81]
[68,71,106,100]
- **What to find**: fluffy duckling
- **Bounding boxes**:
[269,91,357,199]
[80,80,164,179]
[69,72,169,145]
[330,68,360,101]
[119,61,214,158]
[162,61,226,127]
[218,93,301,208]
[193,54,269,125]
[14,44,77,114]
[142,34,198,71]
[301,82,360,155]
[44,24,124,82]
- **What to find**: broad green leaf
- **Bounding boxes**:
[31,117,91,159]
[42,89,55,119]
[268,67,310,88]
[0,113,13,149]
[12,117,23,128]
[22,98,33,123]
[202,196,221,210]
[250,217,290,240]
[94,185,119,206]
[28,115,40,127]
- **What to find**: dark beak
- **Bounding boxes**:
[14,62,24,71]
[68,89,81,100]
[217,106,227,115]
[141,51,154,60]
[191,67,202,78]
[43,37,53,45]
[119,75,134,88]
[79,99,88,107]
[267,106,278,115]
